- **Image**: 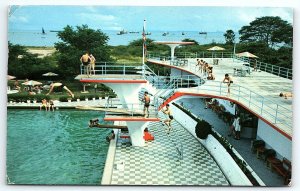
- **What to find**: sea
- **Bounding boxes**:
[8,30,229,47]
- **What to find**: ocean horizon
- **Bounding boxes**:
[8,29,236,47]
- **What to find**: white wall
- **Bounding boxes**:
[217,99,236,115]
[257,119,292,161]
[171,104,253,186]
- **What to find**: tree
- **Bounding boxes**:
[239,16,293,48]
[54,25,111,77]
[8,42,57,79]
[224,30,235,45]
[195,120,212,139]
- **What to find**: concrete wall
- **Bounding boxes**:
[257,119,292,161]
[218,99,236,115]
[170,104,252,186]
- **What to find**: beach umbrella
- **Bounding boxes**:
[7,75,16,80]
[207,46,225,51]
[22,80,43,86]
[42,72,58,76]
[236,51,258,58]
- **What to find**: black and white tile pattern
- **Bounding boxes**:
[110,113,229,186]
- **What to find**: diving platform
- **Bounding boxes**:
[89,124,128,129]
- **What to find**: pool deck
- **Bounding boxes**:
[180,98,287,186]
[105,112,229,185]
[147,58,293,138]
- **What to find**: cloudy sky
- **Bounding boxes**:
[8,6,293,32]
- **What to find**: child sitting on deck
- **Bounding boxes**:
[143,128,154,141]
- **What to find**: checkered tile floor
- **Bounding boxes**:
[110,113,229,186]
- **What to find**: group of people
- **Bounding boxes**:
[143,91,174,134]
[196,59,215,80]
[80,52,96,76]
[39,99,55,111]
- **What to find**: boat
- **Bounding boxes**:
[117,29,128,35]
[42,27,46,35]
[162,32,169,36]
[145,32,151,35]
[129,31,139,34]
[199,31,207,35]
[182,32,185,35]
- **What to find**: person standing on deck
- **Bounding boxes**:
[162,104,174,134]
[80,51,91,76]
[223,73,233,96]
[89,54,96,75]
[143,91,150,118]
[233,115,241,140]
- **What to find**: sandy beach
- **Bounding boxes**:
[26,47,56,58]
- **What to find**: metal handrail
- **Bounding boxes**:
[105,102,158,118]
[232,55,292,79]
[80,62,143,76]
[148,76,291,130]
[147,52,292,79]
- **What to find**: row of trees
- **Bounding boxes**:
[8,16,293,79]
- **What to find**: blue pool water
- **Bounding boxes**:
[6,109,111,185]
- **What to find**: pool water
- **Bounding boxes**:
[7,109,111,185]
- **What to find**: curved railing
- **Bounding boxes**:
[147,52,293,79]
[151,76,292,135]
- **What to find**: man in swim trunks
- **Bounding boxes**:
[80,51,91,75]
[46,82,74,98]
[143,91,150,118]
[40,99,48,111]
[162,104,174,134]
[223,73,233,96]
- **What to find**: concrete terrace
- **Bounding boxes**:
[147,58,293,137]
[108,113,229,186]
[180,98,287,186]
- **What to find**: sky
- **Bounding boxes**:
[8,6,293,32]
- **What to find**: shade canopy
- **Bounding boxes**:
[236,51,258,58]
[7,75,16,80]
[42,72,58,76]
[22,80,43,86]
[207,46,225,51]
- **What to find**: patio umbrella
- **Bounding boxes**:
[207,46,225,51]
[42,72,58,76]
[22,80,43,86]
[236,51,258,58]
[7,75,16,80]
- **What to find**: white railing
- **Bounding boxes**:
[105,103,159,118]
[147,52,292,79]
[154,78,292,131]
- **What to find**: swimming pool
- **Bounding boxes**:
[7,109,111,185]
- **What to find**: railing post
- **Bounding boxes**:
[287,70,289,79]
[249,91,251,107]
[278,67,281,77]
[261,97,264,115]
[238,86,241,101]
[271,65,273,74]
[275,104,279,123]
[219,82,222,95]
[123,64,125,75]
